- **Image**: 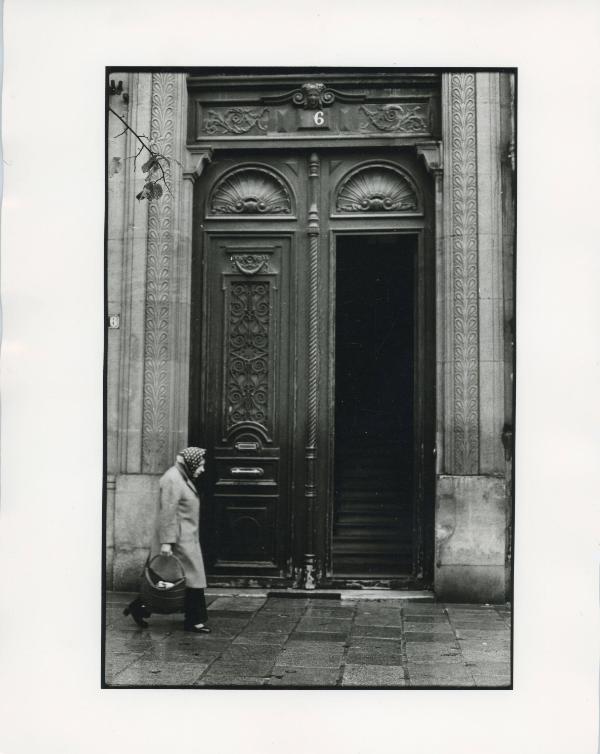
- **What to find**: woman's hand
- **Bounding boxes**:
[160,543,173,556]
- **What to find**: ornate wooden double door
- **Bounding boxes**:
[189,147,434,588]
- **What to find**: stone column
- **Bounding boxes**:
[435,72,509,602]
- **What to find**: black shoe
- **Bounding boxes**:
[123,600,150,629]
[183,623,211,634]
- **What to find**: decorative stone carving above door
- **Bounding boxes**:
[203,107,269,135]
[359,103,430,133]
[335,164,419,214]
[188,74,440,142]
[208,166,293,215]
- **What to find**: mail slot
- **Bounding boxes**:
[230,466,264,477]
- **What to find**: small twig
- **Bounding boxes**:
[108,105,173,196]
[108,106,153,156]
[133,143,144,171]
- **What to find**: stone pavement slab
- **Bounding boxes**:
[407,662,475,687]
[232,632,289,646]
[354,613,403,627]
[351,625,404,640]
[268,667,341,686]
[345,648,405,666]
[111,659,208,686]
[342,664,408,687]
[195,675,269,687]
[277,643,345,668]
[105,592,511,688]
[291,631,348,643]
[468,662,511,687]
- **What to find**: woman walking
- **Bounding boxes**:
[124,447,211,633]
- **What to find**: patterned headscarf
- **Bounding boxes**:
[179,447,206,477]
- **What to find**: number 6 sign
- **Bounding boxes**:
[313,110,325,126]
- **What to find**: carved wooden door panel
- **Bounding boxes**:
[191,157,301,580]
[200,235,293,576]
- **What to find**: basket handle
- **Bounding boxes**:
[147,553,186,580]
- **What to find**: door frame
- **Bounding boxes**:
[318,224,435,589]
[189,146,436,590]
[327,229,426,581]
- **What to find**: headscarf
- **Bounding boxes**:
[178,447,206,477]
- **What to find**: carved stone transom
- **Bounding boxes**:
[336,165,418,213]
[209,167,292,215]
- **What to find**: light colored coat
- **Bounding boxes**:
[149,464,207,588]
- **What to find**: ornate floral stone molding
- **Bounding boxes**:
[142,72,176,473]
[443,72,480,474]
[202,107,269,135]
[359,103,429,133]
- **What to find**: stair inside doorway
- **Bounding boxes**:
[332,440,413,574]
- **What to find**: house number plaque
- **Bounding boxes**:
[298,109,329,130]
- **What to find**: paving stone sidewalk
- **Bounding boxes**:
[105,592,511,688]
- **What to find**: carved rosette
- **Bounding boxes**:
[336,165,418,213]
[210,168,291,215]
[445,73,480,473]
[142,72,175,473]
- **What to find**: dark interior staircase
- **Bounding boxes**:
[332,439,413,575]
[332,235,416,577]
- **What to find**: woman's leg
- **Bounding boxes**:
[183,588,208,628]
[123,597,151,628]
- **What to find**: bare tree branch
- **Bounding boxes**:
[109,106,153,156]
[108,106,173,198]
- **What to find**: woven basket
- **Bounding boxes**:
[140,554,186,614]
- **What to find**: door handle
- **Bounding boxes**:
[230,467,264,477]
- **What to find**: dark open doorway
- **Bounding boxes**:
[333,234,416,575]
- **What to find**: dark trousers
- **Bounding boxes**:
[183,587,208,625]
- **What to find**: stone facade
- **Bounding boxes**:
[106,70,514,602]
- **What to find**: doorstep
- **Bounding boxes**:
[205,587,434,602]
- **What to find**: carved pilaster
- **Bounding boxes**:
[142,73,176,473]
[303,152,320,589]
[442,73,480,474]
[476,72,505,474]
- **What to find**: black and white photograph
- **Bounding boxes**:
[1,1,598,752]
[104,67,515,689]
